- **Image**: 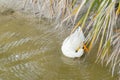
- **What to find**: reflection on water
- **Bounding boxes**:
[0,13,117,80]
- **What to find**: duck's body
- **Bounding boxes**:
[61,27,85,58]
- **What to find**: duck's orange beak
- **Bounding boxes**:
[83,44,89,52]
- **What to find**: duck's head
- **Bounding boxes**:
[75,44,89,53]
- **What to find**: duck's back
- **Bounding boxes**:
[61,27,85,58]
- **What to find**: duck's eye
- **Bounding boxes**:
[75,50,78,52]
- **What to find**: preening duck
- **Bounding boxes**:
[61,27,88,58]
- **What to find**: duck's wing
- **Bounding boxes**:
[69,27,85,48]
[62,27,85,50]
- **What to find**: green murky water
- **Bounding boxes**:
[0,11,117,80]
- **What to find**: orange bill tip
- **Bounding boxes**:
[83,44,89,52]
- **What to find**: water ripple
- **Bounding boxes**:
[0,15,117,80]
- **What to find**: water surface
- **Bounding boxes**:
[0,12,117,80]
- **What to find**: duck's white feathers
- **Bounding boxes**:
[61,27,85,58]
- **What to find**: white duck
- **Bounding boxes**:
[61,27,88,58]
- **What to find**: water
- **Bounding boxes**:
[0,11,117,80]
